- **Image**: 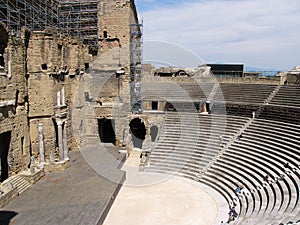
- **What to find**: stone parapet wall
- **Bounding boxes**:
[0,185,18,208]
[216,76,282,85]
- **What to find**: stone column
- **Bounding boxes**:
[57,91,61,107]
[63,121,69,160]
[7,60,11,78]
[61,87,65,106]
[38,123,45,165]
[57,120,64,161]
[30,156,36,173]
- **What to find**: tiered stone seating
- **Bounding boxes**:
[259,105,300,125]
[213,83,277,104]
[210,83,278,118]
[144,112,248,179]
[142,81,300,224]
[211,102,258,118]
[179,83,215,99]
[141,82,214,102]
[200,119,300,224]
[258,84,300,126]
[143,111,300,224]
[269,85,300,107]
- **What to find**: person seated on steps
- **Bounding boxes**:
[263,173,273,186]
[227,206,238,223]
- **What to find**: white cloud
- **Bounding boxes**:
[138,0,300,69]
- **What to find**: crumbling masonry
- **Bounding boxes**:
[0,0,140,182]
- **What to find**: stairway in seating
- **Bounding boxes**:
[255,85,282,118]
[2,175,31,194]
[264,85,282,105]
[196,117,253,179]
[207,82,219,100]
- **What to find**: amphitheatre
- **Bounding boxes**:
[0,1,300,225]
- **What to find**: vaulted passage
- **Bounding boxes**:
[98,118,116,144]
[129,118,146,149]
[0,131,11,182]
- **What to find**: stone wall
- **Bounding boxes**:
[126,113,165,151]
[143,101,165,111]
[97,0,139,68]
[216,76,282,85]
[0,25,91,180]
[0,26,31,176]
[91,0,139,147]
[0,0,140,180]
[27,29,91,161]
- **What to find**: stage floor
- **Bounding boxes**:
[104,152,227,225]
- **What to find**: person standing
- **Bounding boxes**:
[219,134,223,146]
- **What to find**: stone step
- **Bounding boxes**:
[2,175,31,194]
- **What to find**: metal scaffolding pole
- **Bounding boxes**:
[0,0,97,53]
[130,21,143,113]
[59,0,98,55]
[0,0,59,33]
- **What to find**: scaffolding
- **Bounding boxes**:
[0,0,59,33]
[59,0,98,55]
[130,21,143,112]
[0,0,98,54]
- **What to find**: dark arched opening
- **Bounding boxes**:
[129,118,146,149]
[0,24,9,72]
[0,131,11,182]
[150,125,158,142]
[98,118,116,144]
[103,31,108,38]
[165,102,175,112]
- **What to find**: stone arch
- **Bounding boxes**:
[129,117,146,149]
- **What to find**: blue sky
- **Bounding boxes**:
[135,0,300,70]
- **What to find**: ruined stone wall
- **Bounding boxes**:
[0,0,140,178]
[0,26,31,176]
[143,101,165,111]
[26,29,90,161]
[27,31,64,158]
[286,74,299,85]
[29,118,56,159]
[93,1,139,146]
[126,113,165,151]
[98,0,131,49]
[98,0,139,67]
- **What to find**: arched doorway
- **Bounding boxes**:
[150,125,158,142]
[129,118,146,149]
[98,118,116,144]
[0,131,11,182]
